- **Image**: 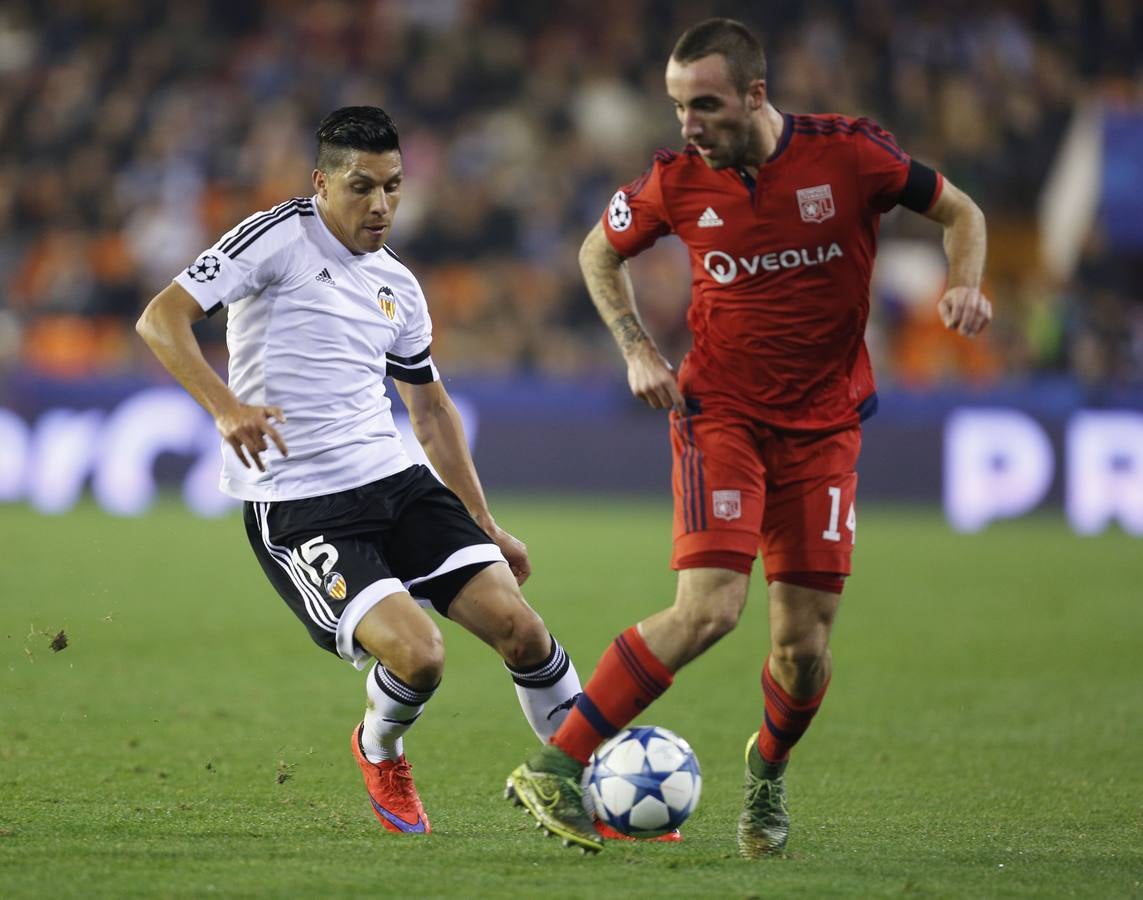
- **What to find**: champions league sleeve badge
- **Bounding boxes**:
[187,253,221,282]
[608,190,633,232]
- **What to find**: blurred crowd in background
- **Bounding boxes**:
[1,0,1141,387]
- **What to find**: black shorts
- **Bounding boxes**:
[243,465,504,667]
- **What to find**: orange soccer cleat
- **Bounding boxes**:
[593,819,683,843]
[351,723,431,834]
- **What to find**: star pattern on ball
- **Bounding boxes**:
[187,253,221,282]
[587,726,702,837]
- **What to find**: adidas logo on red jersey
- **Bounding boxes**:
[697,207,724,228]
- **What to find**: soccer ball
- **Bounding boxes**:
[585,725,701,837]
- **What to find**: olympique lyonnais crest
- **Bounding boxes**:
[712,489,742,521]
[796,184,835,223]
[377,285,397,319]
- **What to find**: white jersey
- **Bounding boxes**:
[175,196,439,502]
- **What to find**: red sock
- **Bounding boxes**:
[758,656,830,764]
[552,626,673,764]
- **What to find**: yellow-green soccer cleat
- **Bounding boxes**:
[505,747,603,855]
[736,732,790,857]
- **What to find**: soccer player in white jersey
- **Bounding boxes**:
[135,106,583,835]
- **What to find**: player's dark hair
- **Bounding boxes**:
[315,106,401,172]
[672,18,766,94]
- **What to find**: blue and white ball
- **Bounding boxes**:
[586,725,702,836]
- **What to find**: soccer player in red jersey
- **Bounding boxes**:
[506,18,991,855]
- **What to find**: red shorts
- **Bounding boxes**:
[670,408,860,578]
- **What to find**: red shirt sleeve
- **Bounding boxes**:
[852,117,914,213]
[600,158,672,258]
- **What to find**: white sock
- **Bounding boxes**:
[361,663,437,764]
[506,634,582,742]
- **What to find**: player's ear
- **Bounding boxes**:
[312,168,327,197]
[747,79,766,111]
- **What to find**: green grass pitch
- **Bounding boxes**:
[1,499,1140,898]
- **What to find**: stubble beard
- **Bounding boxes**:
[708,120,761,171]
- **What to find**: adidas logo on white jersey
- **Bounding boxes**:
[697,207,724,228]
[315,268,336,285]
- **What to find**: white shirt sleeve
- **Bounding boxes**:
[385,273,439,384]
[173,199,304,314]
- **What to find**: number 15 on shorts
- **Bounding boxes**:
[822,486,855,544]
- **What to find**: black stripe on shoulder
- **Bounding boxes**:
[622,146,681,199]
[790,113,824,129]
[791,113,845,132]
[624,168,653,199]
[387,365,435,385]
[218,199,295,254]
[853,121,908,163]
[382,245,402,263]
[220,198,310,256]
[791,117,909,163]
[228,206,314,260]
[386,346,432,365]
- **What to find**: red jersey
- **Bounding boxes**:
[602,113,943,431]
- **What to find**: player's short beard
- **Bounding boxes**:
[713,118,761,170]
[734,119,765,169]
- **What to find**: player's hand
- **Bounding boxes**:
[938,286,992,337]
[487,525,531,585]
[625,344,686,414]
[216,404,288,472]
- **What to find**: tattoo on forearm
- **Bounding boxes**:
[582,236,647,350]
[610,314,648,350]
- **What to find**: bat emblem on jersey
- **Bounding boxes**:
[796,184,835,223]
[377,285,397,319]
[323,571,348,600]
[712,490,742,521]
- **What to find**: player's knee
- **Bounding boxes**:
[770,636,827,674]
[673,568,749,655]
[405,643,445,690]
[705,605,743,642]
[496,607,549,669]
[391,625,446,690]
[682,599,743,651]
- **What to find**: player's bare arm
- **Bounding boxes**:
[923,178,993,338]
[136,282,287,471]
[579,223,686,413]
[394,379,531,584]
